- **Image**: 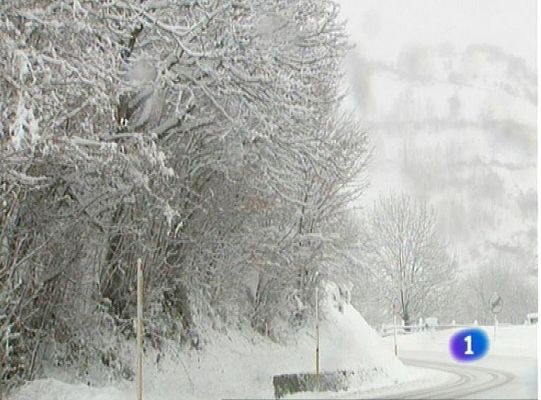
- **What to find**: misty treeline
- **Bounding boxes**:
[449,261,537,325]
[347,195,536,328]
[0,0,369,387]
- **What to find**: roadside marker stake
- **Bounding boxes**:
[393,314,398,356]
[136,258,144,400]
[315,286,320,390]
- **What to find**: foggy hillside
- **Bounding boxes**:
[347,44,536,276]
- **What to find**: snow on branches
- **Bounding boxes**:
[0,0,368,387]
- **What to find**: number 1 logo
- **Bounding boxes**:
[450,329,489,361]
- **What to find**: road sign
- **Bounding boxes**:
[489,292,503,314]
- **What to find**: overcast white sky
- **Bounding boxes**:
[336,0,536,68]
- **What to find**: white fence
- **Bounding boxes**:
[379,321,516,337]
[379,322,468,337]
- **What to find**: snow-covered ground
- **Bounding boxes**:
[7,284,427,400]
[8,305,536,399]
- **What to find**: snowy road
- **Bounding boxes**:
[338,350,536,399]
[386,357,515,399]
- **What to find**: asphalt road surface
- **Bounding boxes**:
[338,352,536,399]
[383,358,515,399]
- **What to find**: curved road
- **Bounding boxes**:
[382,358,516,399]
[339,352,536,399]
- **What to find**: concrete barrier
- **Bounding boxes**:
[272,370,354,398]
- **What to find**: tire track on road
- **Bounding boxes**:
[380,358,515,399]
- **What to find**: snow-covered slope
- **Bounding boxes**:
[346,44,536,274]
[8,283,422,400]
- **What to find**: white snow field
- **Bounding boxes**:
[8,283,429,400]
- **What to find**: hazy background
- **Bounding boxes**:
[338,0,537,281]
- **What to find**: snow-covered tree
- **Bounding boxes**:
[0,0,368,388]
[357,194,457,326]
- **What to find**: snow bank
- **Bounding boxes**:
[316,282,407,379]
[9,283,417,400]
[7,379,132,400]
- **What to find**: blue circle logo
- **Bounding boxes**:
[449,328,489,362]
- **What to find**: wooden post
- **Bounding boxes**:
[315,286,320,390]
[493,314,497,342]
[393,314,398,356]
[136,259,143,400]
[315,287,320,372]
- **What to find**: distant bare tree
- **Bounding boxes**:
[358,194,457,327]
[452,260,537,325]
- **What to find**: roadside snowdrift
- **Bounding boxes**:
[9,283,416,400]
